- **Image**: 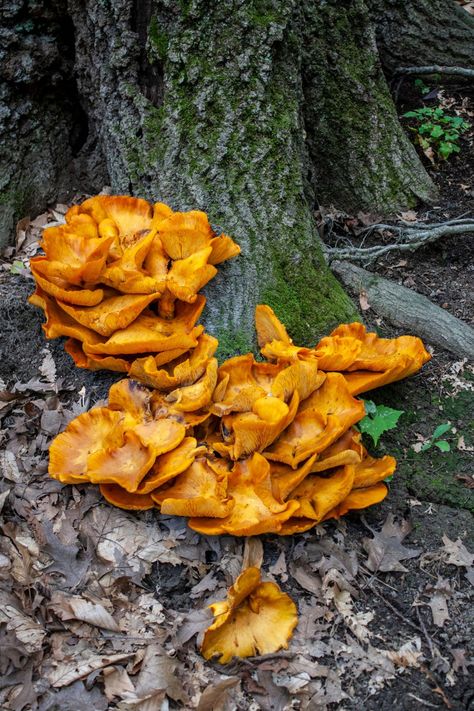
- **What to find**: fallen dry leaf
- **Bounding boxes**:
[425,577,452,627]
[196,676,240,711]
[363,515,421,572]
[50,592,120,631]
[48,652,135,688]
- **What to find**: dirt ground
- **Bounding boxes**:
[0,83,473,711]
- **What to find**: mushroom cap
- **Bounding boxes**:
[136,437,205,493]
[166,247,217,302]
[86,430,157,491]
[264,373,365,467]
[353,452,396,488]
[64,339,131,373]
[289,464,356,522]
[152,457,234,518]
[217,391,299,460]
[255,305,291,347]
[201,566,298,663]
[165,358,218,412]
[325,482,388,520]
[49,407,124,484]
[130,334,218,391]
[189,453,300,536]
[57,292,160,336]
[30,258,105,306]
[99,484,156,510]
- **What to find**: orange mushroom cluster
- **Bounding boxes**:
[47,303,430,535]
[28,196,240,379]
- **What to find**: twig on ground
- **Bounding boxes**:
[324,220,474,264]
[395,65,474,79]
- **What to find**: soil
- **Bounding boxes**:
[0,83,472,710]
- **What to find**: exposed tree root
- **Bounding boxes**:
[332,260,474,358]
[324,218,474,264]
[395,65,474,79]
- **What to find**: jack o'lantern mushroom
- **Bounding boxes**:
[201,566,298,663]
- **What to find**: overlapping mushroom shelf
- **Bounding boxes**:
[28,196,240,378]
[48,304,431,536]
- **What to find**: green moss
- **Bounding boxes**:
[369,382,474,513]
[148,17,168,60]
[215,328,255,362]
[261,244,360,345]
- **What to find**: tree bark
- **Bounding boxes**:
[371,0,474,74]
[301,0,435,212]
[1,0,473,349]
[0,1,107,245]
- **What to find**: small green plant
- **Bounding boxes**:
[414,78,430,96]
[402,107,470,160]
[420,422,452,452]
[358,400,404,447]
[10,260,25,275]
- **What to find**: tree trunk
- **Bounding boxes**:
[371,0,474,73]
[1,0,473,350]
[301,0,435,212]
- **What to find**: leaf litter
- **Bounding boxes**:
[0,204,473,710]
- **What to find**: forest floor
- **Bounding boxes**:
[0,84,473,710]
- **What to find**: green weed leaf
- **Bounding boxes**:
[432,423,452,440]
[358,403,404,447]
[434,440,451,453]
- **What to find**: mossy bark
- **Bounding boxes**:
[371,0,474,73]
[301,0,435,212]
[3,0,474,350]
[69,0,360,352]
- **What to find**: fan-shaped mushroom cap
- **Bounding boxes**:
[166,247,217,302]
[136,437,205,493]
[57,292,159,336]
[108,379,151,421]
[216,391,299,460]
[317,323,431,394]
[39,228,113,285]
[272,360,325,402]
[264,373,365,467]
[208,234,241,264]
[49,408,124,484]
[310,428,363,472]
[201,566,298,663]
[130,334,218,391]
[327,482,388,519]
[341,360,414,396]
[165,358,218,412]
[157,210,214,260]
[255,305,292,347]
[85,319,204,356]
[29,288,105,348]
[99,484,156,510]
[289,464,356,522]
[313,336,363,371]
[270,454,319,502]
[353,452,396,488]
[64,339,131,373]
[78,195,154,237]
[278,518,318,535]
[211,354,279,416]
[152,457,233,518]
[86,431,156,491]
[261,339,314,363]
[189,453,300,536]
[30,259,105,306]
